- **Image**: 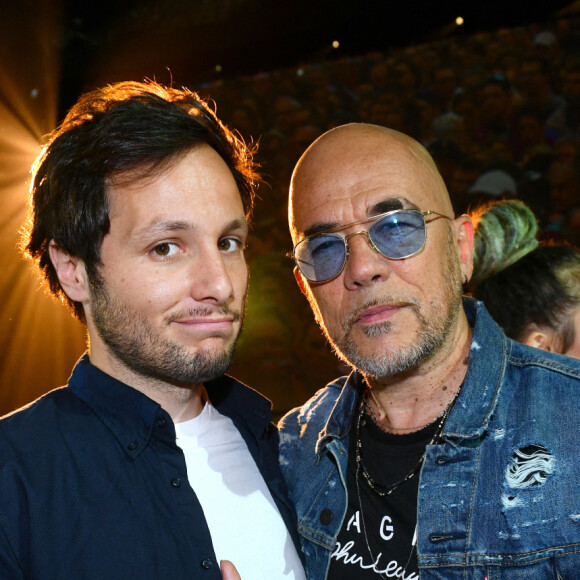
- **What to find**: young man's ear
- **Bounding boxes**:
[48,241,90,303]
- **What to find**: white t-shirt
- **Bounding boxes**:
[175,403,305,580]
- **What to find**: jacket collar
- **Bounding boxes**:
[442,298,509,440]
[315,372,361,458]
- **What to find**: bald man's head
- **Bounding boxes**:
[286,122,474,381]
[289,123,453,238]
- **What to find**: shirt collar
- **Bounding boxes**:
[68,355,164,460]
[205,374,274,438]
[68,355,274,456]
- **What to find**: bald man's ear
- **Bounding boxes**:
[454,214,474,282]
[48,241,91,303]
[293,266,310,296]
[293,265,325,329]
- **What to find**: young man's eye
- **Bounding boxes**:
[152,242,179,257]
[218,238,244,253]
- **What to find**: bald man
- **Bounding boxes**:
[279,123,580,579]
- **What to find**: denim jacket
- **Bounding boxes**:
[279,299,580,579]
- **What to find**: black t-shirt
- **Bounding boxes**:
[328,409,437,579]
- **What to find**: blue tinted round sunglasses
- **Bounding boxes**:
[290,209,452,283]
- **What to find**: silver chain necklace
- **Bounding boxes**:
[354,402,420,578]
[354,456,417,579]
[355,394,451,496]
[353,389,460,578]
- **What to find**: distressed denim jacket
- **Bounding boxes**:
[279,299,580,579]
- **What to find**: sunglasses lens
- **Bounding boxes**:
[295,234,345,282]
[369,210,426,259]
[294,210,428,282]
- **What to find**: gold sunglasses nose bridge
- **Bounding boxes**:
[343,229,381,259]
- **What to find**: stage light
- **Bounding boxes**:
[456,16,464,26]
[0,1,86,415]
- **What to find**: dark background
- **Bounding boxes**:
[59,0,574,116]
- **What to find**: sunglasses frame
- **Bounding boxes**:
[291,209,452,283]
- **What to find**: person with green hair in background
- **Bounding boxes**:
[469,199,580,358]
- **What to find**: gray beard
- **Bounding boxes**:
[321,241,464,379]
[89,277,242,386]
[337,297,460,378]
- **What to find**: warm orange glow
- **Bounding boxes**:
[456,16,464,26]
[0,1,86,415]
[332,40,340,49]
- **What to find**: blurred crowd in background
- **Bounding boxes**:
[194,15,580,415]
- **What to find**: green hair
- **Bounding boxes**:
[470,200,580,352]
[469,200,539,288]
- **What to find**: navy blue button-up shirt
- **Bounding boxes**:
[0,355,300,578]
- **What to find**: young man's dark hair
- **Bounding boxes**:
[24,81,259,321]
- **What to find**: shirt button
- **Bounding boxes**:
[170,478,182,488]
[320,508,333,525]
[157,417,167,428]
[127,440,139,451]
[200,558,213,569]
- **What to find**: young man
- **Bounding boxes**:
[280,123,580,579]
[0,81,305,579]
